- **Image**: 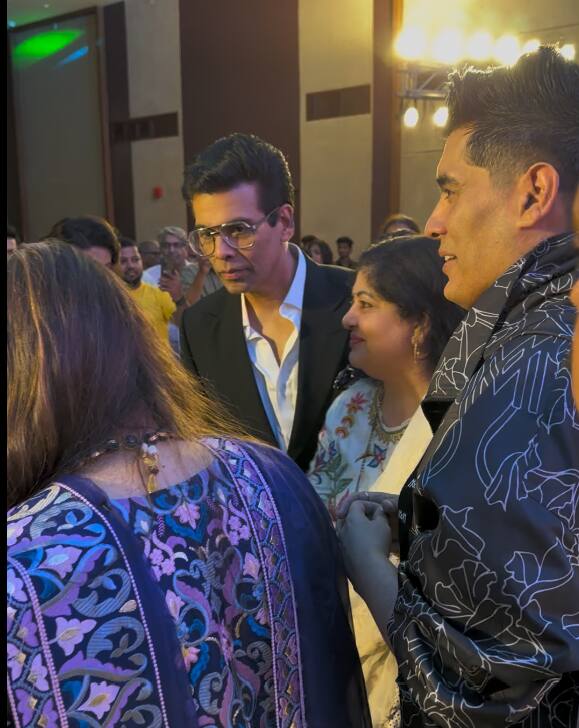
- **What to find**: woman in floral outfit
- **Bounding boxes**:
[308,236,463,727]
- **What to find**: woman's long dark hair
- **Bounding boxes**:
[359,236,465,372]
[7,242,248,509]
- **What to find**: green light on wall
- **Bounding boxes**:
[12,29,84,69]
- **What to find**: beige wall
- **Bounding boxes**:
[124,0,187,241]
[399,0,579,229]
[298,0,374,257]
[117,0,578,244]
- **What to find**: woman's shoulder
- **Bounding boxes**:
[204,437,303,481]
[326,377,377,423]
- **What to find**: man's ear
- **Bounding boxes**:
[277,203,295,243]
[516,163,560,229]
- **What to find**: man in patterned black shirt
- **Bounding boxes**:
[339,46,579,728]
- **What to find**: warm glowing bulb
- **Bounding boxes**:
[403,107,420,128]
[432,29,464,64]
[467,31,494,60]
[433,106,449,128]
[494,35,521,65]
[395,27,427,61]
[522,39,540,54]
[560,44,576,61]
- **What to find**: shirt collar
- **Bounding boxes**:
[426,231,576,406]
[242,244,306,334]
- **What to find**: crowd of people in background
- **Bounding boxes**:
[7,46,579,728]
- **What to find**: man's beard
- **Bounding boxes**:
[124,273,142,288]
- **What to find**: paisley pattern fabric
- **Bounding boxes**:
[392,233,579,727]
[7,439,370,727]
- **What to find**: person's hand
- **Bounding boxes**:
[198,257,212,275]
[159,271,183,302]
[337,491,399,555]
[337,500,394,596]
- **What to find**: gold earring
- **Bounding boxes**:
[413,340,420,362]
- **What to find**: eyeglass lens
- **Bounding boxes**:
[193,221,256,256]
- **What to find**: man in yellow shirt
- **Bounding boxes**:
[118,238,176,341]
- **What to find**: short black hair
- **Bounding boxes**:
[359,236,464,372]
[379,214,421,237]
[49,216,120,265]
[119,236,138,249]
[446,45,579,196]
[182,133,295,224]
[7,224,20,243]
[336,236,354,248]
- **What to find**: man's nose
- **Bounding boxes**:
[213,235,236,259]
[425,204,446,238]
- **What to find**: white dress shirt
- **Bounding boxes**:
[241,246,306,450]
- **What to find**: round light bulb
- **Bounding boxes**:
[522,39,540,54]
[560,44,576,61]
[467,31,494,61]
[494,35,521,66]
[433,106,449,128]
[403,107,420,128]
[394,27,427,61]
[432,29,464,64]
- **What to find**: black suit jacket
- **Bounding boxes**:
[180,257,354,470]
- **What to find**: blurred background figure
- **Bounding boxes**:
[307,237,334,264]
[335,235,358,269]
[48,215,120,268]
[118,236,176,341]
[379,213,421,239]
[299,233,318,251]
[7,225,19,256]
[7,242,370,728]
[144,225,222,302]
[138,238,161,270]
[142,225,222,353]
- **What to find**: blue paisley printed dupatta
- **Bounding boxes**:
[7,439,369,728]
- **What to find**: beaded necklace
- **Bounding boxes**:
[87,431,173,494]
[354,384,409,493]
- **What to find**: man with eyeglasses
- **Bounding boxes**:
[179,132,354,471]
[142,225,222,352]
[143,226,222,302]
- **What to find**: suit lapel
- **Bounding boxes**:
[288,260,351,465]
[208,294,278,446]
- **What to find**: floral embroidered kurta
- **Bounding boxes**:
[308,379,407,519]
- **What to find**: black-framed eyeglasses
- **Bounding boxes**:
[188,207,281,258]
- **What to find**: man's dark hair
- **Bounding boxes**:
[380,214,421,236]
[8,224,20,243]
[336,236,354,249]
[49,216,120,265]
[119,236,138,249]
[446,46,579,196]
[359,236,464,371]
[182,133,295,224]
